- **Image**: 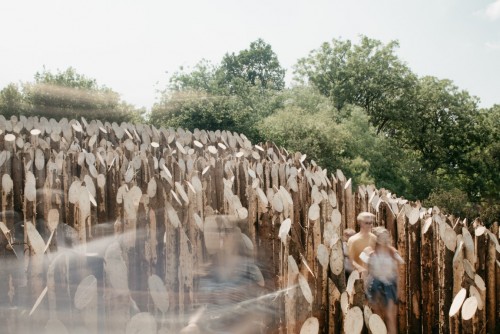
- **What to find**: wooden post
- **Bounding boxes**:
[396,210,408,333]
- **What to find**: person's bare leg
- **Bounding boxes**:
[386,300,396,334]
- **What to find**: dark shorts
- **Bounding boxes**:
[367,278,398,306]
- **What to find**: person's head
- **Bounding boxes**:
[357,212,375,231]
[375,227,391,247]
[343,228,355,241]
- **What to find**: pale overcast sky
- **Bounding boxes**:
[1,0,499,109]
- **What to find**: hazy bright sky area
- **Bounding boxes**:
[1,0,499,109]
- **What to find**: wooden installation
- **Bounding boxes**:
[0,114,498,333]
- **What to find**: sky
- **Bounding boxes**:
[1,0,499,110]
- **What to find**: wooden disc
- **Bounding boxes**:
[344,306,363,334]
[288,176,298,192]
[443,224,457,251]
[329,241,344,275]
[288,255,299,275]
[236,207,248,220]
[278,219,291,244]
[340,291,349,315]
[346,270,360,296]
[125,312,157,334]
[30,128,41,136]
[308,203,320,221]
[369,314,387,334]
[24,171,36,202]
[148,275,169,313]
[5,133,15,142]
[248,168,256,179]
[175,141,187,155]
[256,187,268,206]
[97,174,106,188]
[331,209,341,228]
[449,288,466,317]
[147,178,157,198]
[74,275,97,310]
[170,190,182,206]
[461,296,478,321]
[47,209,59,232]
[363,305,373,326]
[323,222,334,245]
[474,274,486,291]
[299,317,319,334]
[68,181,81,204]
[474,226,486,236]
[409,208,420,225]
[462,227,476,265]
[26,221,45,255]
[1,174,13,194]
[105,258,129,292]
[165,202,180,228]
[175,182,189,204]
[316,244,329,268]
[193,213,203,231]
[422,217,432,234]
[469,286,483,311]
[273,195,284,213]
[344,178,352,190]
[208,145,217,154]
[298,273,313,304]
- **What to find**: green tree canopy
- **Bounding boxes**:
[295,36,417,133]
[151,40,286,142]
[0,83,27,118]
[219,38,286,92]
[23,67,143,123]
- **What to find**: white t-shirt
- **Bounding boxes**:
[368,251,398,284]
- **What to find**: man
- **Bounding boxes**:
[347,212,377,275]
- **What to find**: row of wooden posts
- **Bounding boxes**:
[0,114,498,333]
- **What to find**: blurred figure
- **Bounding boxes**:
[195,215,271,333]
[365,228,404,334]
[342,228,355,278]
[347,212,376,278]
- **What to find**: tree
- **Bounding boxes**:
[168,60,224,94]
[150,86,282,142]
[294,36,417,133]
[151,40,286,142]
[219,39,286,92]
[396,76,481,173]
[259,100,349,173]
[0,83,27,118]
[23,67,143,123]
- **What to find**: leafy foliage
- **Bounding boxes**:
[0,83,27,118]
[295,36,417,133]
[151,40,286,142]
[18,67,144,123]
[219,39,286,92]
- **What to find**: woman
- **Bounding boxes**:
[365,228,404,334]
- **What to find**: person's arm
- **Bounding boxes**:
[389,246,405,264]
